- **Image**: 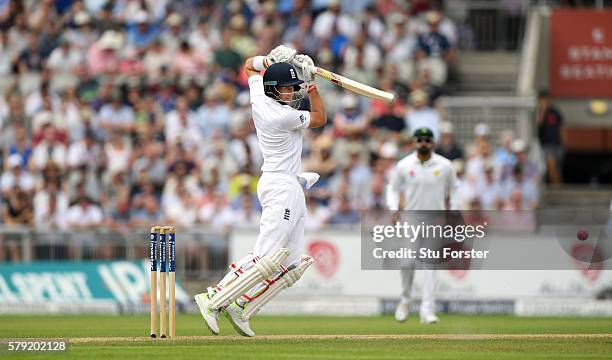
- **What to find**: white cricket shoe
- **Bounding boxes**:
[195,292,220,335]
[420,313,440,324]
[224,301,255,337]
[394,299,410,322]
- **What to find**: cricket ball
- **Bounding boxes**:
[577,230,589,241]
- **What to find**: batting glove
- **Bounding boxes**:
[267,45,296,64]
[293,54,315,82]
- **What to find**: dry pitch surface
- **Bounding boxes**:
[68,333,612,343]
[1,314,611,359]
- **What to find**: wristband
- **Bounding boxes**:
[253,56,269,71]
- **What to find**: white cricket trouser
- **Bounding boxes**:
[252,172,306,267]
[400,266,437,316]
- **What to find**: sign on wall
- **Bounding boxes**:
[231,228,612,300]
[0,260,190,314]
[550,9,612,97]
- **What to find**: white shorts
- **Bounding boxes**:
[252,172,306,267]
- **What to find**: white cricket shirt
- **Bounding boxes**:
[248,75,311,175]
[387,151,456,210]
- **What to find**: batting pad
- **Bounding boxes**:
[242,255,314,320]
[210,248,290,310]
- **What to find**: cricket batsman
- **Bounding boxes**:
[195,45,327,337]
[386,127,456,324]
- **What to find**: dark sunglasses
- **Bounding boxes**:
[415,137,433,143]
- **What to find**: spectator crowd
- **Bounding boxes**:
[0,0,540,239]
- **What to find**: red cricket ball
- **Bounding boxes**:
[577,230,589,241]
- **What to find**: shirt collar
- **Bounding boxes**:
[414,153,436,166]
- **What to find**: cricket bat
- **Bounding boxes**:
[296,61,395,102]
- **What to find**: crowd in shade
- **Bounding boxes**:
[0,0,539,236]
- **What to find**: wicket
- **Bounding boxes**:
[150,226,176,339]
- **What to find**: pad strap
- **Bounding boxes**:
[241,255,314,320]
[209,248,290,310]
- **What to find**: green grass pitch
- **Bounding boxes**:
[1,314,611,359]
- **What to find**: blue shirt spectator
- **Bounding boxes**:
[126,13,160,49]
[329,196,360,225]
[418,32,449,58]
